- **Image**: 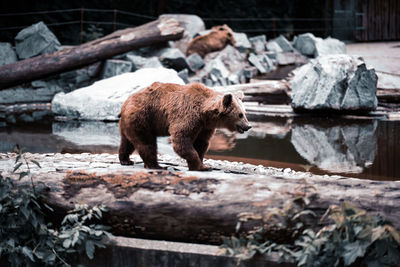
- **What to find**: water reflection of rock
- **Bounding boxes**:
[52,121,120,153]
[248,119,292,139]
[291,119,377,174]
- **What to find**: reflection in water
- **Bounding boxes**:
[0,116,399,180]
[290,119,377,174]
[53,121,120,147]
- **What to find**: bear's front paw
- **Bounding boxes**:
[120,160,134,166]
[198,164,212,171]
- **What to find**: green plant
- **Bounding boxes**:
[293,202,400,267]
[0,146,112,266]
[220,193,316,264]
[221,191,400,266]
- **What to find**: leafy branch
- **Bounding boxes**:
[220,182,400,267]
[0,146,112,266]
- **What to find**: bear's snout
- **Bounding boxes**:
[236,124,252,134]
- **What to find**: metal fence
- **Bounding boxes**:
[0,8,358,44]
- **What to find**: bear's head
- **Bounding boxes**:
[211,24,236,46]
[215,91,251,134]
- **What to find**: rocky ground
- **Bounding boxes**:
[0,152,314,178]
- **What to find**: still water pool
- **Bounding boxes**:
[1,115,399,181]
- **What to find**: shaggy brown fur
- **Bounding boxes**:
[118,82,251,171]
[186,24,236,58]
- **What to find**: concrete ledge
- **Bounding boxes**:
[80,236,295,267]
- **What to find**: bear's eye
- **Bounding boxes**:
[239,113,243,118]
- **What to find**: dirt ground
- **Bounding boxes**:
[346,41,400,89]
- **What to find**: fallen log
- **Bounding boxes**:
[0,18,184,89]
[214,80,291,104]
[2,153,399,245]
[377,88,400,103]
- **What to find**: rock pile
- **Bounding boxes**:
[0,17,350,122]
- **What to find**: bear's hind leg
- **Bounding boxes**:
[136,142,163,169]
[172,135,209,171]
[194,129,214,161]
[131,133,162,169]
[119,134,135,165]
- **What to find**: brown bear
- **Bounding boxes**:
[118,82,251,171]
[186,24,236,58]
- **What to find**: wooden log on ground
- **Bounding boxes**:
[1,153,399,245]
[0,18,184,89]
[377,88,400,103]
[214,80,291,104]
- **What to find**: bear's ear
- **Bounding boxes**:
[235,91,244,100]
[222,93,232,108]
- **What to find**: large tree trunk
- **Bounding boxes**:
[0,18,184,89]
[3,153,399,245]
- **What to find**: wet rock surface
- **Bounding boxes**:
[290,54,378,112]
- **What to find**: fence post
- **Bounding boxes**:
[80,7,84,44]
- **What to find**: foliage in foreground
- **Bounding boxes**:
[0,147,112,266]
[221,190,400,266]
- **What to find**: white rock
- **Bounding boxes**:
[314,37,346,57]
[52,68,184,120]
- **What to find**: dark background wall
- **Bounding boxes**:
[0,0,328,44]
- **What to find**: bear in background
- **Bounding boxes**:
[186,24,236,58]
[118,82,251,171]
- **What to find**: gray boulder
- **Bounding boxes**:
[192,45,248,86]
[159,48,189,71]
[233,32,252,52]
[275,51,308,66]
[243,66,258,79]
[0,42,17,66]
[125,54,162,71]
[160,14,205,54]
[102,59,132,79]
[293,33,346,58]
[186,53,204,71]
[177,68,189,83]
[248,53,275,74]
[15,21,61,59]
[52,68,184,121]
[206,45,248,73]
[204,58,230,86]
[249,35,266,54]
[291,55,378,112]
[266,41,283,53]
[291,120,377,173]
[314,37,346,57]
[58,62,102,91]
[267,35,293,53]
[293,33,317,56]
[0,81,63,104]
